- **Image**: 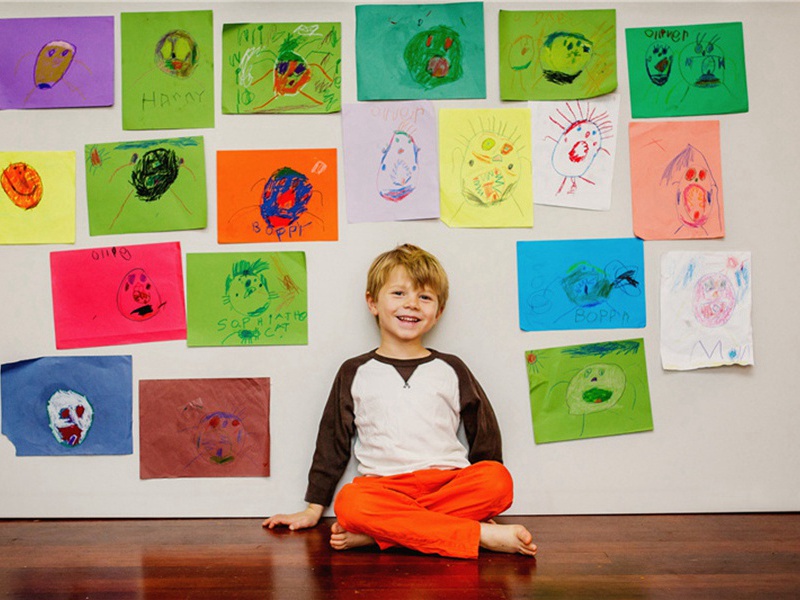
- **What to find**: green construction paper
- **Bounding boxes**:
[525,339,653,444]
[121,10,214,130]
[186,251,308,347]
[499,9,616,100]
[85,137,207,235]
[625,22,748,118]
[355,3,486,100]
[222,22,341,114]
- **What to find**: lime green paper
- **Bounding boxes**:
[439,108,532,228]
[0,151,75,244]
[625,22,748,118]
[499,9,616,100]
[186,252,308,347]
[222,22,341,114]
[121,10,214,130]
[85,137,207,236]
[526,339,653,444]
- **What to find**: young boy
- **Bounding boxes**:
[263,244,537,559]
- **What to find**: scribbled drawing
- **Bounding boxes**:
[14,39,92,104]
[155,30,199,78]
[377,130,420,202]
[117,268,166,321]
[545,100,613,194]
[679,33,724,89]
[260,167,316,228]
[660,144,719,235]
[46,389,93,447]
[540,31,594,85]
[526,339,651,442]
[645,42,673,86]
[403,25,463,89]
[106,140,197,229]
[528,260,642,322]
[693,272,736,328]
[234,25,339,113]
[452,117,525,213]
[1,162,44,210]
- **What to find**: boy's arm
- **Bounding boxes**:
[450,355,503,463]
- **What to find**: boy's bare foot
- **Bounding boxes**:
[329,521,376,551]
[479,522,537,557]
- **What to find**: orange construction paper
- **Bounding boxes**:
[217,148,338,243]
[630,120,724,240]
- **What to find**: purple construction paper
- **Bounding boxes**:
[342,101,439,223]
[0,16,114,109]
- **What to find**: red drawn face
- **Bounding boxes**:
[274,59,312,95]
[1,162,44,209]
[677,166,712,227]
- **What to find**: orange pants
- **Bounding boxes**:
[333,460,513,559]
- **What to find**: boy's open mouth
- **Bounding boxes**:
[397,316,420,323]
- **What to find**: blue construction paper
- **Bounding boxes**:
[517,238,646,331]
[1,355,132,456]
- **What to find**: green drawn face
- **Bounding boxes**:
[565,363,626,415]
[403,25,463,89]
[540,32,593,85]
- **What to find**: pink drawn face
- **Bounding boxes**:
[677,165,712,228]
[117,268,164,321]
[693,272,735,327]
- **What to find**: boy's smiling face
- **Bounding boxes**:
[367,266,442,352]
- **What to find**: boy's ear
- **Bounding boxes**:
[366,291,379,316]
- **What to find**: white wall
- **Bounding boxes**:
[1,1,798,518]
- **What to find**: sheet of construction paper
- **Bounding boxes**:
[630,120,724,240]
[531,95,620,210]
[626,22,748,118]
[139,377,270,479]
[1,355,132,456]
[222,22,341,114]
[0,151,75,244]
[661,251,753,370]
[186,251,307,347]
[342,101,439,223]
[526,339,653,444]
[499,9,617,101]
[121,10,214,130]
[355,2,486,100]
[217,149,337,243]
[0,16,114,109]
[517,238,646,331]
[85,136,207,236]
[50,242,186,349]
[439,108,532,228]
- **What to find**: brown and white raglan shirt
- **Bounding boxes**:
[304,349,503,507]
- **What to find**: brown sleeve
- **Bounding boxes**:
[303,355,364,507]
[438,352,503,463]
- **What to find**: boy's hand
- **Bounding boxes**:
[262,503,324,530]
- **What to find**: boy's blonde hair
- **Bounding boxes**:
[366,244,449,311]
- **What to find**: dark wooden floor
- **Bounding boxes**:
[1,514,799,599]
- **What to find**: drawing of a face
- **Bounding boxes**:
[509,35,535,70]
[34,40,76,89]
[693,272,736,327]
[403,25,463,89]
[661,145,717,230]
[117,268,165,321]
[1,162,44,209]
[566,363,626,415]
[260,167,313,228]
[551,119,603,179]
[155,30,199,78]
[130,148,180,202]
[224,259,274,317]
[460,132,519,205]
[561,263,613,308]
[196,411,246,465]
[541,32,593,85]
[680,34,724,88]
[47,389,93,447]
[645,42,673,86]
[274,50,312,96]
[377,131,420,202]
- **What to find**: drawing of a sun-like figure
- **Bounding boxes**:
[545,100,613,195]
